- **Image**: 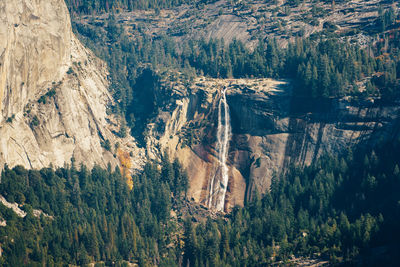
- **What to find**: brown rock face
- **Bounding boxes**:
[0,0,145,170]
[146,76,400,212]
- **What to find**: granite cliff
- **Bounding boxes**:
[145,75,400,211]
[0,0,144,171]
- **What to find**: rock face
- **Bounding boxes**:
[228,88,400,202]
[146,76,400,212]
[0,0,144,170]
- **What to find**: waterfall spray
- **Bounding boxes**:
[209,87,231,211]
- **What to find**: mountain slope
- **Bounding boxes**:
[0,0,144,170]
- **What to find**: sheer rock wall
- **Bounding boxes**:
[146,77,400,211]
[0,0,145,170]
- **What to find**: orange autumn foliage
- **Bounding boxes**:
[117,148,133,190]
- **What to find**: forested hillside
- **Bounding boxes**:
[65,0,218,14]
[69,2,400,264]
[1,138,399,265]
[0,156,188,266]
[1,0,400,266]
[73,3,400,125]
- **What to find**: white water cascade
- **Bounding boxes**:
[208,87,231,211]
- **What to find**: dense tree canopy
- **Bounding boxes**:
[73,7,399,123]
[65,0,218,15]
[178,138,400,265]
[1,138,399,265]
[0,155,188,266]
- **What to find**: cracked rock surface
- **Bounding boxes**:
[0,0,145,170]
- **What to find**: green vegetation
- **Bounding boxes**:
[376,5,397,33]
[100,139,111,151]
[5,2,395,266]
[30,115,40,127]
[66,67,74,75]
[38,88,57,104]
[6,114,15,123]
[178,138,400,266]
[0,156,188,266]
[73,8,399,121]
[65,0,218,15]
[1,137,399,265]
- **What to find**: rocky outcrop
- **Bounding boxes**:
[146,77,288,211]
[228,89,400,202]
[146,75,400,212]
[0,0,145,170]
[0,195,53,219]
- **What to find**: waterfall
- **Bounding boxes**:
[209,87,231,211]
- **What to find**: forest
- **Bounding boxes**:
[181,138,400,266]
[1,1,399,266]
[0,155,188,266]
[73,5,400,129]
[65,0,218,14]
[1,138,399,265]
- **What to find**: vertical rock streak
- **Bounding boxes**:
[209,88,231,211]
